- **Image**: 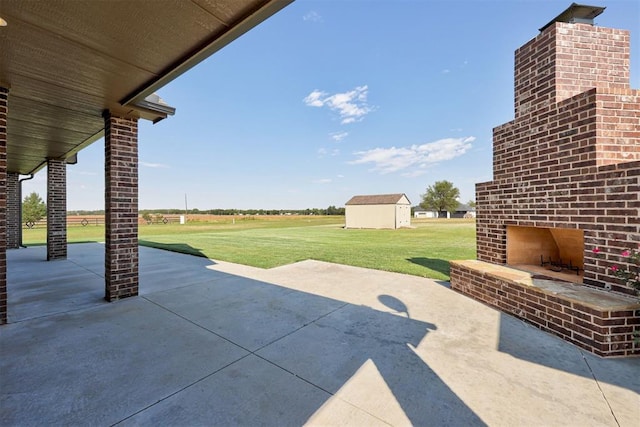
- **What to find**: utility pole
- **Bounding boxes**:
[184,193,188,224]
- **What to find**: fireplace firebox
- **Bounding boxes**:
[507,226,584,280]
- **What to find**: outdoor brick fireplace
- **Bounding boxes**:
[450,4,640,357]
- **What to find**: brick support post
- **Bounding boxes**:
[47,159,67,260]
[0,87,8,324]
[104,112,139,301]
[6,172,19,249]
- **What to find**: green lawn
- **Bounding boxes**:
[21,217,476,281]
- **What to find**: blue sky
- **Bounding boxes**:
[24,0,640,211]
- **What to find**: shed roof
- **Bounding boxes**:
[0,0,292,174]
[345,193,410,206]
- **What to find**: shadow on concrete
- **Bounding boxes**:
[139,240,208,258]
[255,294,486,426]
[2,243,485,426]
[379,294,410,317]
[7,245,106,322]
[434,280,452,288]
[497,312,640,394]
[6,243,216,323]
[406,257,450,277]
[22,240,101,247]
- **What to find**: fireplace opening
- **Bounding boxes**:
[506,226,584,283]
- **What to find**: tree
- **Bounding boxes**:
[142,212,153,224]
[420,180,460,213]
[22,192,47,224]
[467,200,476,208]
[326,205,345,215]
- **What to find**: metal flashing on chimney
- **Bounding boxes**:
[539,3,605,32]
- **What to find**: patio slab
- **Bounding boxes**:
[1,243,639,426]
[1,297,248,426]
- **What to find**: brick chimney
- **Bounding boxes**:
[514,4,630,118]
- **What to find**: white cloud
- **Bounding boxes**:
[313,178,332,184]
[304,86,373,124]
[402,170,428,178]
[350,136,475,174]
[141,161,169,169]
[337,174,344,178]
[303,11,323,22]
[317,147,340,158]
[442,69,450,74]
[330,131,349,142]
[304,90,326,107]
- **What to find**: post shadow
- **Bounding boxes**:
[259,294,486,425]
[497,312,640,394]
[406,257,451,277]
[139,240,208,258]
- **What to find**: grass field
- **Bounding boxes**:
[21,216,476,281]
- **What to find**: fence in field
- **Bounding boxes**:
[22,215,183,229]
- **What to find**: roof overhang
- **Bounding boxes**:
[0,0,293,174]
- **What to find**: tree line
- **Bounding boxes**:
[24,179,473,223]
[22,192,346,223]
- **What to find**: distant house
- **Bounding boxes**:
[451,204,476,219]
[414,204,476,219]
[345,193,411,229]
[413,207,438,218]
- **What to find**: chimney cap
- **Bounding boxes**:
[539,3,605,32]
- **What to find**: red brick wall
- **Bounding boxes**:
[515,22,630,118]
[478,159,639,296]
[47,160,67,260]
[495,89,599,181]
[0,87,7,325]
[554,24,630,103]
[514,24,557,118]
[595,89,640,166]
[104,112,139,301]
[6,172,19,249]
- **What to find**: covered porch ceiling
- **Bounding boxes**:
[0,0,292,175]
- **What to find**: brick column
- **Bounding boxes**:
[0,87,8,324]
[6,172,19,249]
[47,159,67,260]
[104,112,139,301]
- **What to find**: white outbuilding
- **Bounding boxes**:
[345,193,411,229]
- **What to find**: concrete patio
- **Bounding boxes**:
[1,243,638,426]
